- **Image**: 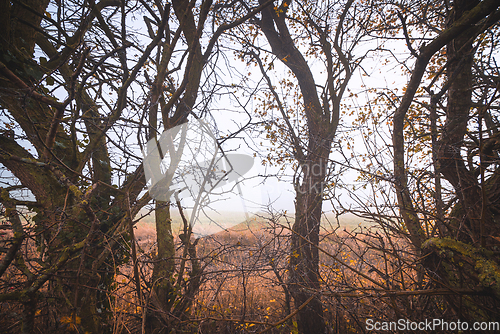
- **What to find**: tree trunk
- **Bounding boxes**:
[422,0,500,322]
[290,154,328,334]
[147,202,175,333]
[436,0,496,244]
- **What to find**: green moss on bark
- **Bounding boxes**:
[423,237,500,298]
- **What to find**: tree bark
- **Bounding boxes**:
[290,154,329,334]
[256,1,333,332]
[436,0,498,244]
[147,202,175,333]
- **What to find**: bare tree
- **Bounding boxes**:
[0,0,266,332]
[367,0,500,323]
[230,0,378,332]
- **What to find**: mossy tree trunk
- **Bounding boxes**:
[0,0,160,332]
[146,201,175,333]
[391,0,500,322]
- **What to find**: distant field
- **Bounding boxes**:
[134,209,375,241]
